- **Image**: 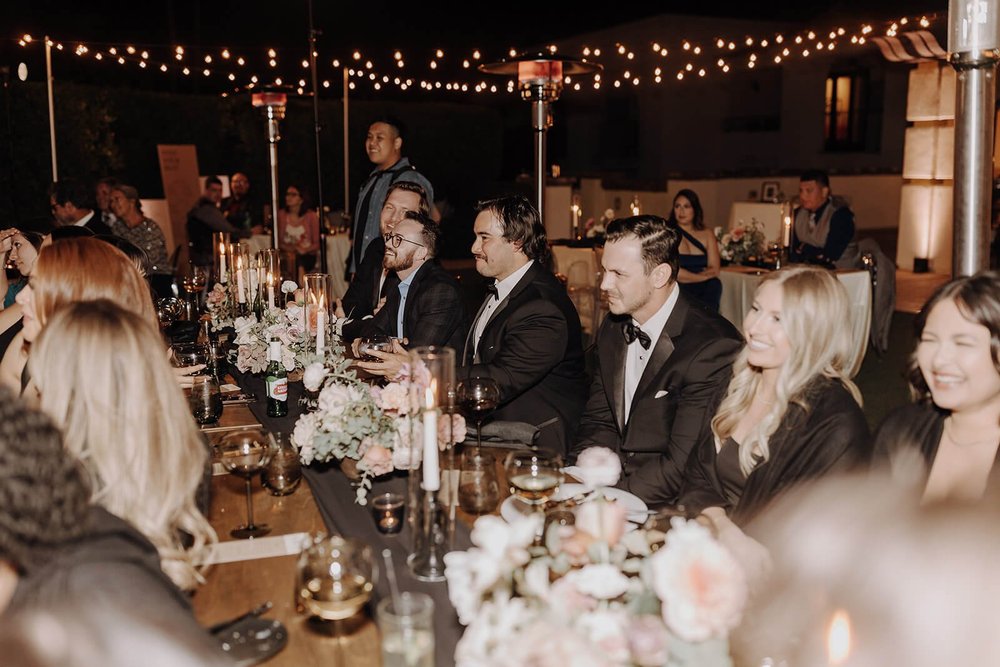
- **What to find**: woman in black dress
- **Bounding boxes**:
[874,271,1000,503]
[678,268,871,578]
[667,189,722,311]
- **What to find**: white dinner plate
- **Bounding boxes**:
[500,483,648,525]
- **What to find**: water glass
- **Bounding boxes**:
[371,492,405,534]
[261,432,302,496]
[296,535,374,622]
[171,342,210,373]
[377,592,434,667]
[189,375,223,425]
[458,448,500,515]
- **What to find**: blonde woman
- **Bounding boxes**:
[29,300,215,591]
[0,238,156,395]
[679,267,870,538]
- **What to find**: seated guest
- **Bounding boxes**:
[221,171,263,234]
[874,271,1000,503]
[108,184,173,297]
[49,179,113,236]
[277,184,320,281]
[667,189,722,312]
[0,238,157,396]
[95,176,120,227]
[354,211,466,366]
[0,231,41,361]
[30,300,216,591]
[789,170,858,268]
[572,215,742,505]
[463,195,588,454]
[186,177,252,268]
[339,181,430,336]
[0,387,223,660]
[678,267,871,528]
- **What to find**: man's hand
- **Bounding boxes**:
[334,298,347,320]
[354,339,409,380]
[173,364,207,389]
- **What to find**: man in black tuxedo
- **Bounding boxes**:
[461,195,588,456]
[339,182,429,341]
[571,215,742,506]
[354,211,466,355]
[49,179,113,237]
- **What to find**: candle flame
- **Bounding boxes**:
[827,609,851,665]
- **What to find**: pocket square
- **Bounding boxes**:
[654,390,670,399]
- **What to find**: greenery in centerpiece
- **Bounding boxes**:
[716,219,767,265]
[292,356,466,504]
[444,447,747,667]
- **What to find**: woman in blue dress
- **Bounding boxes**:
[667,189,722,311]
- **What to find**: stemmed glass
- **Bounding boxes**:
[218,430,275,539]
[179,263,209,319]
[358,333,393,362]
[295,535,374,623]
[456,376,500,450]
[504,451,563,512]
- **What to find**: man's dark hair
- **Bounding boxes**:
[474,195,550,264]
[97,176,120,188]
[403,210,440,258]
[800,170,830,189]
[204,176,223,188]
[49,179,94,210]
[49,226,95,242]
[371,115,406,142]
[386,181,430,214]
[605,215,680,280]
[0,386,91,574]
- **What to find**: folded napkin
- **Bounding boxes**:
[467,420,539,449]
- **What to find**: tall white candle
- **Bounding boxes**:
[219,242,228,283]
[422,383,440,491]
[267,271,275,309]
[783,215,792,248]
[316,295,326,355]
[236,255,246,303]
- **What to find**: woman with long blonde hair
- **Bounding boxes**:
[29,300,215,591]
[680,267,870,532]
[0,237,156,395]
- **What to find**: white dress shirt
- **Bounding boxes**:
[74,210,96,228]
[472,259,534,355]
[624,285,679,421]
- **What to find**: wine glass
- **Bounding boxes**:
[358,333,393,362]
[171,342,210,373]
[189,375,223,425]
[295,535,374,622]
[504,451,563,509]
[179,263,209,319]
[456,376,500,450]
[218,430,275,539]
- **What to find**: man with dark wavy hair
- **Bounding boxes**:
[572,215,742,506]
[462,194,588,455]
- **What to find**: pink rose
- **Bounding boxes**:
[731,227,745,241]
[373,382,410,414]
[439,413,467,446]
[574,498,627,546]
[358,443,394,476]
[627,616,670,667]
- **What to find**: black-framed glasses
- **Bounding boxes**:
[384,232,424,249]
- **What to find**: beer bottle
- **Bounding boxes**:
[266,340,288,417]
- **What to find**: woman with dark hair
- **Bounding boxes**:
[277,183,320,280]
[0,230,43,361]
[666,189,722,311]
[874,271,1000,503]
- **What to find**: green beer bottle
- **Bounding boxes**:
[266,340,288,417]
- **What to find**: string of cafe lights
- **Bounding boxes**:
[14,13,940,97]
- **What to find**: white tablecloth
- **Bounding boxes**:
[247,233,350,299]
[719,266,872,377]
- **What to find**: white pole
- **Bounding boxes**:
[342,67,350,223]
[45,35,57,181]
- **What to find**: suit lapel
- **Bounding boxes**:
[401,261,432,336]
[632,291,688,409]
[602,317,629,434]
[473,262,538,363]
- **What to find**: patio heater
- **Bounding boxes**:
[252,86,289,248]
[480,53,601,221]
[949,0,1000,275]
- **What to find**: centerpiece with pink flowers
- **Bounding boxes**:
[444,447,747,667]
[291,357,466,504]
[716,219,767,265]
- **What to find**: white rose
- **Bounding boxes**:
[565,563,630,600]
[303,362,328,392]
[575,446,622,489]
[520,558,551,599]
[292,413,319,462]
[281,280,298,294]
[317,383,352,415]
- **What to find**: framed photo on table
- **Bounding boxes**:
[760,181,780,202]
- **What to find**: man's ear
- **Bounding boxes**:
[393,136,403,152]
[651,263,672,289]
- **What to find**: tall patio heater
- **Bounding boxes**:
[252,86,290,247]
[480,52,601,221]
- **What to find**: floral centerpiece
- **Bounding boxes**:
[585,207,616,239]
[292,357,466,504]
[716,219,766,265]
[444,447,747,667]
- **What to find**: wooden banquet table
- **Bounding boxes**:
[192,374,512,667]
[719,265,872,377]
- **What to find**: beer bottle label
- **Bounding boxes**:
[267,376,288,402]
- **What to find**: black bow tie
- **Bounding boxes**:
[623,321,651,349]
[485,283,499,300]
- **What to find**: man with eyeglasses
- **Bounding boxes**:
[353,211,466,370]
[49,179,113,236]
